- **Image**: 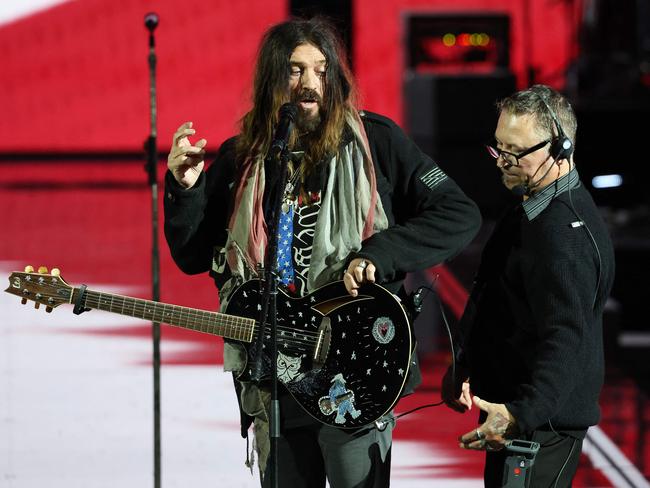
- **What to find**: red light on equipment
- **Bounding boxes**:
[458,33,471,46]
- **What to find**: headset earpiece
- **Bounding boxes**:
[550,134,573,161]
[535,90,574,161]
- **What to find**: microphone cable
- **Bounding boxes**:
[565,173,602,309]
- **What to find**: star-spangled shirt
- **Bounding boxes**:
[276,204,296,286]
[275,197,321,296]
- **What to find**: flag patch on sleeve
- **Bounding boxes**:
[419,166,448,190]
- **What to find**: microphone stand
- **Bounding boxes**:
[143,12,161,488]
[250,145,292,488]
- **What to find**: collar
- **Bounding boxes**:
[522,166,580,221]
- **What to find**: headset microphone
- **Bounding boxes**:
[510,157,559,197]
[511,184,527,197]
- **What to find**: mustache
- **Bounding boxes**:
[291,89,322,104]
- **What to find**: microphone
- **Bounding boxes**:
[144,12,159,31]
[511,184,528,197]
[511,160,558,197]
[269,103,298,159]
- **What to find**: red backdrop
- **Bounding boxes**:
[0,0,286,152]
[0,0,585,151]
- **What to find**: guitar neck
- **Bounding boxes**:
[74,288,255,343]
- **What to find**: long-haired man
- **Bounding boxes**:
[165,17,481,488]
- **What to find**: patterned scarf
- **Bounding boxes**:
[222,110,388,292]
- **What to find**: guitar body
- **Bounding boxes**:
[224,279,412,429]
[5,268,412,430]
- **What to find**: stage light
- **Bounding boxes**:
[442,33,456,47]
[592,174,623,188]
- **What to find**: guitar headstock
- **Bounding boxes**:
[5,266,73,313]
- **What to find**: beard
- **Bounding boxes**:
[296,109,322,133]
[292,88,323,133]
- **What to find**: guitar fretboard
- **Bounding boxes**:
[76,288,255,342]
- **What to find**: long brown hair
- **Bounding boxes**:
[236,17,358,171]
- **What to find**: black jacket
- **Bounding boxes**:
[165,111,481,294]
[164,111,481,413]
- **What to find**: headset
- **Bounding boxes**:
[533,88,574,162]
[510,88,575,197]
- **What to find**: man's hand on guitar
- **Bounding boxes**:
[168,121,207,189]
[343,258,376,297]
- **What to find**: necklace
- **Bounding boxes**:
[281,153,304,213]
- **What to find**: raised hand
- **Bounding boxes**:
[167,121,207,189]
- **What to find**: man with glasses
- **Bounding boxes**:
[441,84,615,487]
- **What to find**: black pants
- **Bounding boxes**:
[261,420,392,488]
[484,430,583,488]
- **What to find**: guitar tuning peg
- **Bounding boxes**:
[51,268,60,277]
[45,306,53,313]
[21,298,28,305]
[38,266,48,274]
[24,265,34,273]
[34,303,40,310]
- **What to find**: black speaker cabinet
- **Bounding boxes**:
[403,72,517,217]
[403,72,516,156]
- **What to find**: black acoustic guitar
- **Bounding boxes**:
[5,267,412,429]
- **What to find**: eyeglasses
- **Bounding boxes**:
[485,139,550,167]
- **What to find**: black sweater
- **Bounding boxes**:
[460,183,615,434]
